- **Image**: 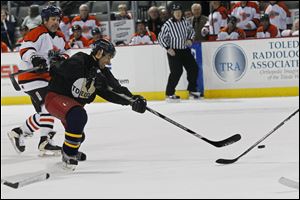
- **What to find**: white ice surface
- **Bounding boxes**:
[1,97,299,199]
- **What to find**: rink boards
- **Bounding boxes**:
[1,37,299,105]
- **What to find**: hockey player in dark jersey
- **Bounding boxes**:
[45,39,147,170]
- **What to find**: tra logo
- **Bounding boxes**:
[213,44,247,82]
[72,78,95,99]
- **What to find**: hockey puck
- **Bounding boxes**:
[258,145,265,149]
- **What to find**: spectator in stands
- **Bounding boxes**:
[14,25,29,51]
[1,41,9,52]
[158,6,169,24]
[184,10,193,25]
[88,27,110,47]
[191,3,208,42]
[21,5,42,30]
[147,6,164,37]
[71,4,100,40]
[256,14,280,38]
[59,15,71,42]
[69,24,90,49]
[201,1,228,41]
[231,1,260,37]
[281,19,299,37]
[113,4,132,20]
[129,19,157,45]
[217,16,246,40]
[265,1,292,32]
[1,8,15,50]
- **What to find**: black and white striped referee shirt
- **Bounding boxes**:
[158,18,195,50]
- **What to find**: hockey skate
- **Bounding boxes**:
[38,132,62,157]
[76,151,87,161]
[62,150,78,171]
[166,95,180,103]
[189,92,203,100]
[7,127,28,153]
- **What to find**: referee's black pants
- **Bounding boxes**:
[166,48,198,96]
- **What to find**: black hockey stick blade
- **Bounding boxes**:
[3,181,19,189]
[216,158,239,164]
[203,134,241,148]
[2,173,50,189]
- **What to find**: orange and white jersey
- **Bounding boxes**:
[256,24,280,38]
[129,32,157,45]
[69,35,90,48]
[265,2,292,30]
[231,1,260,30]
[59,16,71,42]
[217,27,246,40]
[203,6,228,36]
[19,25,71,92]
[71,15,100,39]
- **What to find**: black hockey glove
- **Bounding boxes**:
[31,55,48,73]
[48,50,66,66]
[131,95,147,114]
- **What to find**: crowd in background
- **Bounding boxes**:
[1,1,299,52]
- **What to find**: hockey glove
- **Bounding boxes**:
[131,95,147,114]
[31,55,48,73]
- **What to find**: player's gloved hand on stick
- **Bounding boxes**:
[31,55,48,73]
[131,95,147,113]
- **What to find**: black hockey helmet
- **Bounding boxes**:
[91,39,116,58]
[92,27,101,35]
[72,24,82,32]
[41,5,62,21]
[171,3,183,11]
[228,16,238,25]
[261,14,270,22]
[136,19,147,25]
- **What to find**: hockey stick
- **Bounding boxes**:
[279,177,299,190]
[9,66,40,91]
[2,173,50,189]
[109,87,241,147]
[216,109,299,164]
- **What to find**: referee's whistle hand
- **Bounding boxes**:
[167,49,176,56]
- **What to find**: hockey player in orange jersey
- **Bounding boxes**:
[8,5,71,156]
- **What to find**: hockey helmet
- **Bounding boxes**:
[171,3,183,11]
[92,39,116,58]
[92,27,101,36]
[261,14,270,22]
[72,24,82,32]
[41,5,62,21]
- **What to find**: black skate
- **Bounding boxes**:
[76,151,87,161]
[7,127,26,153]
[62,150,78,171]
[189,92,203,100]
[166,95,180,103]
[38,135,62,157]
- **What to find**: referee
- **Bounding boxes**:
[158,3,200,102]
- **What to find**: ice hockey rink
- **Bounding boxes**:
[1,97,299,199]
